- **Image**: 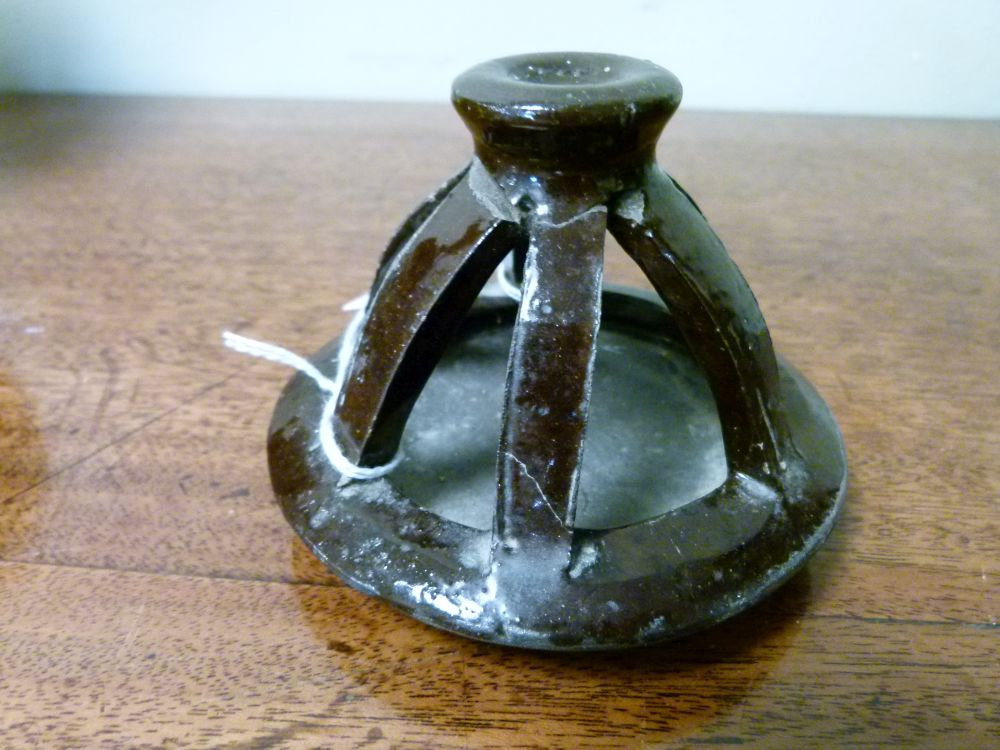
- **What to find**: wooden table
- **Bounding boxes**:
[1,95,997,749]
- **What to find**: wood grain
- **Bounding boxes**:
[1,95,997,748]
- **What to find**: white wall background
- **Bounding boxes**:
[1,0,998,118]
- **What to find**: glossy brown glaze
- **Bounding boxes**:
[271,53,848,649]
[334,165,522,466]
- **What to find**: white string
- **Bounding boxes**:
[222,333,337,393]
[478,252,523,301]
[496,253,523,301]
[222,293,402,483]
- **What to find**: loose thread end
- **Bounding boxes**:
[220,303,402,481]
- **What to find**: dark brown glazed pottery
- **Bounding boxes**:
[267,52,847,650]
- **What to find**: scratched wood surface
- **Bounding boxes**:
[1,95,997,749]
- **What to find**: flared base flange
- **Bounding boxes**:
[268,290,847,650]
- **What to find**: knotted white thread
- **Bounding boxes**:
[222,293,402,482]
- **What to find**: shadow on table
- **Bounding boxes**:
[291,533,825,747]
[0,371,48,559]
